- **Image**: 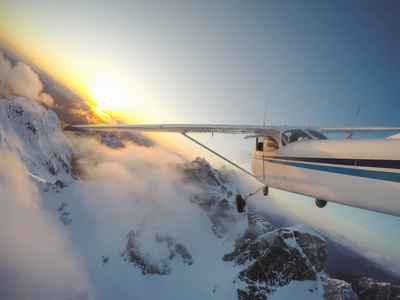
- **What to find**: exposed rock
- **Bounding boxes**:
[324,237,400,287]
[351,277,400,300]
[295,230,327,273]
[121,230,193,275]
[180,157,243,238]
[102,256,109,266]
[224,217,327,299]
[322,275,358,300]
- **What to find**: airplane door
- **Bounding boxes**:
[253,136,282,187]
[252,137,268,183]
[262,139,265,181]
[262,136,281,187]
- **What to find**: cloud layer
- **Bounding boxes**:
[0,151,93,300]
[0,51,54,107]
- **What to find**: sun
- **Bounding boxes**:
[89,74,132,112]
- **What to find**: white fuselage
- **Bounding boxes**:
[251,135,400,216]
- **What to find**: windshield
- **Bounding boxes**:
[305,129,328,140]
[281,129,311,146]
[281,129,328,146]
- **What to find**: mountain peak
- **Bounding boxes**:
[0,98,76,183]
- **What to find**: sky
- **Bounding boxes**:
[0,0,400,271]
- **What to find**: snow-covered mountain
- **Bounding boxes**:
[1,97,399,299]
[324,237,400,287]
[322,276,358,300]
[350,277,400,300]
[0,98,76,182]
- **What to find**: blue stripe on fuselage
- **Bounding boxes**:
[254,157,400,183]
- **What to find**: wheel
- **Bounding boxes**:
[315,199,327,208]
[263,186,269,196]
[235,194,245,213]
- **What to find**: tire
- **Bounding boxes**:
[315,199,327,208]
[235,194,245,213]
[263,186,269,196]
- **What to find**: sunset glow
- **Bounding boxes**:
[89,74,132,112]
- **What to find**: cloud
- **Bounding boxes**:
[69,134,213,230]
[71,134,197,199]
[0,51,54,107]
[0,128,244,298]
[49,132,253,299]
[0,151,94,300]
[67,106,111,124]
[63,136,212,294]
[68,107,93,122]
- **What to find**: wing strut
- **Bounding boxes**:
[181,133,256,179]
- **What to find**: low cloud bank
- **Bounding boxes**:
[70,134,201,215]
[57,135,218,298]
[0,151,93,300]
[0,50,54,107]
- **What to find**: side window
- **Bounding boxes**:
[264,136,279,152]
[256,136,263,151]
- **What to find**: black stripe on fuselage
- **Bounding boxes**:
[253,156,400,170]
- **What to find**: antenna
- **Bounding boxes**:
[347,103,362,139]
[263,99,269,126]
[306,103,316,127]
[352,103,362,128]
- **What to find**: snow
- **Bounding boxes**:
[38,179,246,300]
[0,98,74,182]
[270,279,324,299]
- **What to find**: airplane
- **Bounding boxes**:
[65,124,400,217]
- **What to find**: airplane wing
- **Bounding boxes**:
[64,124,400,134]
[64,124,280,134]
[317,127,400,133]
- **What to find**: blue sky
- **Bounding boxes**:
[1,0,400,271]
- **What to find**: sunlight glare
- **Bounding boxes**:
[90,73,133,112]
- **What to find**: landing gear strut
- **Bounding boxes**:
[235,185,268,213]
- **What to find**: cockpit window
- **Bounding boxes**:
[281,130,312,146]
[305,129,328,140]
